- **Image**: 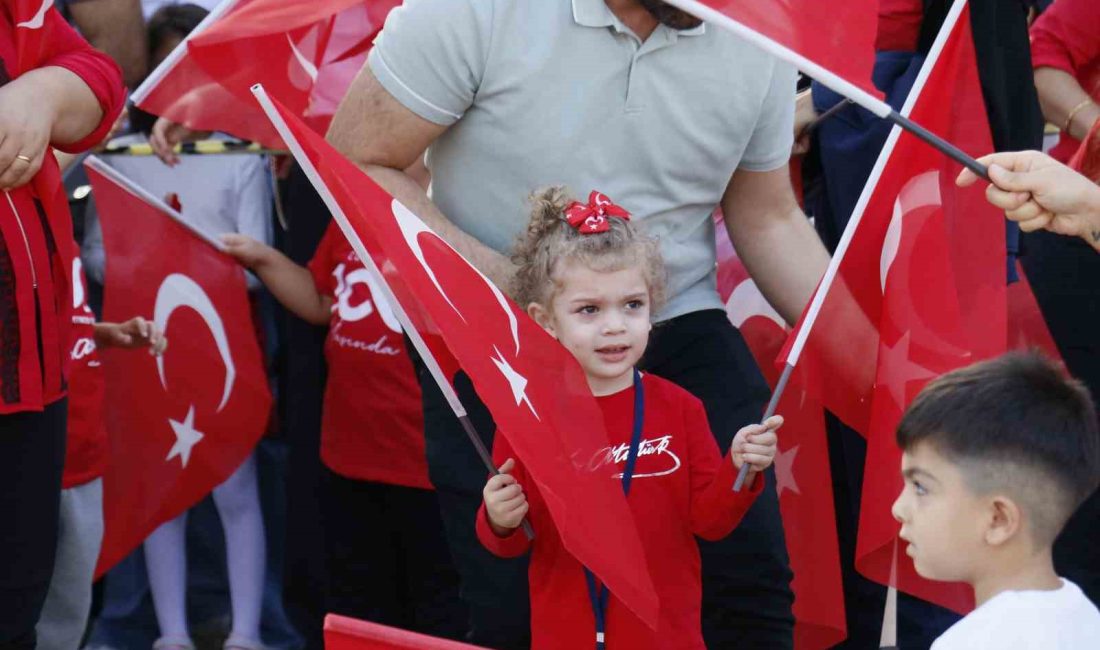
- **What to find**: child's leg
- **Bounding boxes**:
[144,511,191,644]
[211,453,266,645]
[34,478,105,650]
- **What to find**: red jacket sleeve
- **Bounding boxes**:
[475,431,532,558]
[684,398,764,541]
[42,8,125,153]
[1030,0,1100,76]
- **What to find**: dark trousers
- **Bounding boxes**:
[1022,230,1100,605]
[321,470,467,639]
[0,398,67,649]
[414,309,794,648]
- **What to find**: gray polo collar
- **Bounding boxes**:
[571,0,706,37]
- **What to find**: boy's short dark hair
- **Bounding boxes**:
[897,352,1099,545]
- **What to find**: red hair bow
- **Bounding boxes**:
[564,191,631,234]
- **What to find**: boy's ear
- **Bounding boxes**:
[527,302,556,338]
[985,495,1022,547]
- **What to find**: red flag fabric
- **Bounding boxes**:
[86,158,271,577]
[668,0,879,97]
[256,90,659,625]
[133,0,399,146]
[782,2,1005,613]
[715,223,846,650]
[324,615,490,650]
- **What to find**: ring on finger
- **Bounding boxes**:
[14,154,32,164]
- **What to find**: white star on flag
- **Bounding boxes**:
[166,405,205,468]
[878,331,936,409]
[774,445,801,497]
[490,345,539,420]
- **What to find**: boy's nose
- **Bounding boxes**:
[891,491,907,523]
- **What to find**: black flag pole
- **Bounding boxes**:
[733,363,794,492]
[886,110,989,181]
[458,414,536,540]
[666,0,991,183]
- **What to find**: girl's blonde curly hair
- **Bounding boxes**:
[510,186,667,312]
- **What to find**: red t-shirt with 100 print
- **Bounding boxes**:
[308,223,430,489]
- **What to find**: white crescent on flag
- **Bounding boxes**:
[390,199,536,417]
[17,0,52,29]
[153,273,237,412]
[391,199,521,356]
[286,31,320,85]
[881,170,941,293]
[725,278,785,332]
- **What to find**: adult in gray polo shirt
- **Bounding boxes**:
[329,0,830,647]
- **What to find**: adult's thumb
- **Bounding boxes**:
[988,163,1026,192]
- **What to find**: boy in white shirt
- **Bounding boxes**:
[891,352,1100,649]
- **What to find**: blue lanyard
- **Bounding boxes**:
[584,369,644,650]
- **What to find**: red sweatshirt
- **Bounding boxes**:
[476,372,763,650]
[0,2,124,413]
[307,222,430,489]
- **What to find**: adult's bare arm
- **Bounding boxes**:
[326,66,517,288]
[721,165,829,324]
[68,0,147,88]
[0,67,103,189]
[1034,67,1099,142]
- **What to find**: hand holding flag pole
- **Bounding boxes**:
[251,83,534,540]
[733,363,794,491]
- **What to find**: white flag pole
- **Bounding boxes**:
[663,0,988,181]
[730,0,972,489]
[251,84,532,537]
[786,0,968,369]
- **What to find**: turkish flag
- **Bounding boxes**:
[132,0,399,147]
[11,0,62,71]
[255,90,659,626]
[666,0,878,97]
[782,4,1005,613]
[85,157,271,577]
[324,614,490,650]
[715,221,846,650]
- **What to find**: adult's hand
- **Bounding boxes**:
[957,150,1100,252]
[0,77,54,189]
[150,116,210,167]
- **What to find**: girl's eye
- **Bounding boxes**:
[913,481,927,496]
[577,305,598,315]
[626,299,645,310]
